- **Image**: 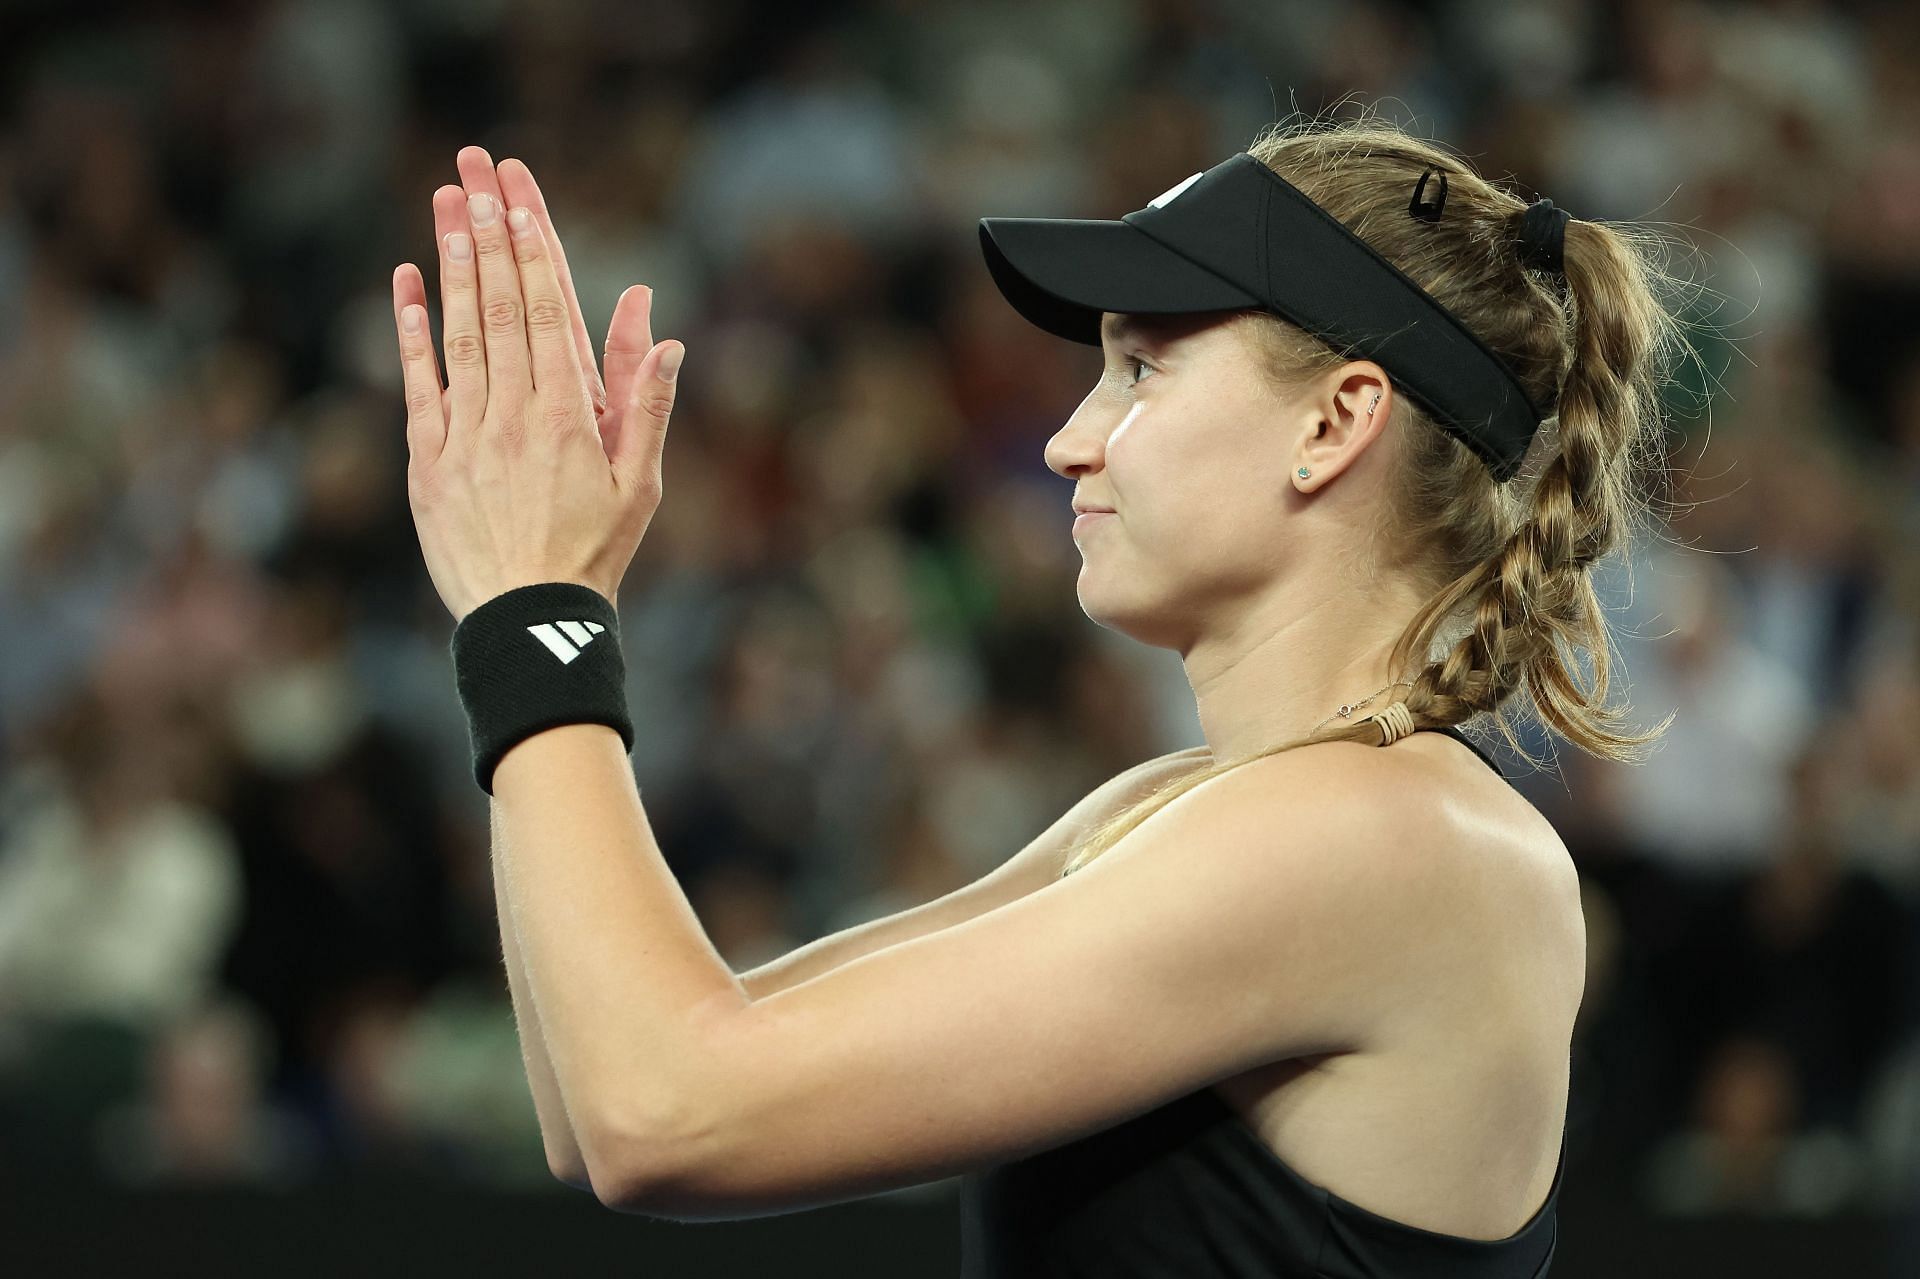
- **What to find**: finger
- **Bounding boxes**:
[433,184,486,427]
[393,279,446,467]
[602,284,655,428]
[392,262,450,427]
[454,148,532,407]
[497,156,604,414]
[602,288,683,495]
[610,335,684,498]
[504,204,589,411]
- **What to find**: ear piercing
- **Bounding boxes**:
[1299,393,1382,484]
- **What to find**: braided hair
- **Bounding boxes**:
[1058,107,1693,879]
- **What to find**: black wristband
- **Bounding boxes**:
[450,582,635,795]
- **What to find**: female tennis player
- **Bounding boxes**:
[389,110,1682,1276]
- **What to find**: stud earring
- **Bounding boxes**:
[1297,467,1311,479]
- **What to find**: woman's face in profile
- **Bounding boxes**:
[1044,310,1308,651]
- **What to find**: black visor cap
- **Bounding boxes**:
[978,217,1263,347]
[977,153,1544,483]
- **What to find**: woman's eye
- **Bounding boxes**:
[1125,356,1155,385]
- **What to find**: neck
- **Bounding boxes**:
[1183,590,1425,762]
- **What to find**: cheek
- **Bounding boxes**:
[1102,400,1147,458]
[1102,397,1214,503]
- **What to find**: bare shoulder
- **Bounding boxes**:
[1174,736,1579,976]
[1389,730,1580,907]
[632,736,1577,1219]
[989,739,1548,1062]
[1344,731,1583,1003]
[1171,738,1495,878]
[1295,732,1570,881]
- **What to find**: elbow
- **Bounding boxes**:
[578,1104,688,1216]
[534,1127,651,1208]
[590,1164,660,1216]
[546,1146,595,1194]
[587,1146,679,1217]
[574,1014,734,1216]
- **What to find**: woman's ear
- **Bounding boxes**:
[1292,363,1392,491]
[1333,362,1392,435]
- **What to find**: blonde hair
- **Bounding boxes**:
[1060,108,1692,879]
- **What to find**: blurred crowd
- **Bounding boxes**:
[0,0,1916,1222]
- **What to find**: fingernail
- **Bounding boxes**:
[657,345,684,383]
[401,305,422,334]
[507,207,533,237]
[445,232,471,262]
[467,192,496,226]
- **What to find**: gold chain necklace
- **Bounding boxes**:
[1309,681,1411,736]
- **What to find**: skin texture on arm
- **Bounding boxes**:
[495,741,1208,1190]
[395,146,719,1200]
[492,799,592,1190]
[734,746,1214,1002]
[628,742,1549,1222]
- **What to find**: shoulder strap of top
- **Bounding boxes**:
[1421,723,1506,780]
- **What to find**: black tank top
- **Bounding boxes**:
[958,724,1564,1278]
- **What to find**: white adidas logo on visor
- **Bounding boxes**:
[1148,171,1203,208]
[525,619,606,664]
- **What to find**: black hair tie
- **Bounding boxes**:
[1408,167,1447,224]
[1516,197,1570,276]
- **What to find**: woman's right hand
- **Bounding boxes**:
[390,147,660,466]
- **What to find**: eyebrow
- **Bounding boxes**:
[1100,314,1151,348]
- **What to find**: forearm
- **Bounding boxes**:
[491,799,590,1186]
[489,722,746,1183]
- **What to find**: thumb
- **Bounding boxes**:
[609,339,683,496]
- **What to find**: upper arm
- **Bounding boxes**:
[618,745,1472,1219]
[734,747,1215,1001]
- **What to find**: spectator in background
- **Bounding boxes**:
[1682,741,1910,1135]
[1646,1032,1869,1215]
[0,683,239,1029]
[0,674,241,1174]
[1601,549,1816,873]
[1830,644,1920,903]
[94,996,316,1186]
[0,0,1914,1227]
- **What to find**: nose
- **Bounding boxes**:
[1044,390,1108,480]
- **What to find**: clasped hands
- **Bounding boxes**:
[391,146,683,624]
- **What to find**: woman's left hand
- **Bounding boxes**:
[390,148,684,624]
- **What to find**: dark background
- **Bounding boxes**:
[0,0,1916,1273]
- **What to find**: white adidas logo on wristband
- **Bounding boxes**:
[525,619,606,665]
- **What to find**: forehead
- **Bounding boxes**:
[1099,310,1234,348]
[1100,313,1156,346]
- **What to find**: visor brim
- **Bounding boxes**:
[978,217,1265,347]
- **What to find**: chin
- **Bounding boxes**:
[1075,585,1184,652]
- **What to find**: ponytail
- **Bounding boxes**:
[1058,108,1692,879]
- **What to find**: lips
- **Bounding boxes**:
[1071,509,1115,539]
